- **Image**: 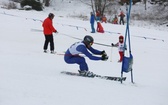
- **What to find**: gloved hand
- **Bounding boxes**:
[53,30,58,33]
[101,54,108,61]
[101,50,107,56]
[111,43,114,46]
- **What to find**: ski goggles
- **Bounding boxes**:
[90,42,93,46]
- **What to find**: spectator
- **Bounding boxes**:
[112,15,118,24]
[101,15,107,23]
[97,21,104,33]
[118,11,125,25]
[90,12,95,33]
[96,11,101,21]
[42,13,58,54]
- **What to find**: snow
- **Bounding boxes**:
[0,1,168,105]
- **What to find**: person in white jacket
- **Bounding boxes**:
[111,35,125,62]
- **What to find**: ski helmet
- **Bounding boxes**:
[83,35,94,46]
[119,35,124,43]
[119,35,124,39]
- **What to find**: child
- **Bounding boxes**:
[97,21,104,33]
[101,15,107,23]
[112,15,118,24]
[111,35,125,62]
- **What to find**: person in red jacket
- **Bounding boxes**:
[42,13,57,54]
[97,21,104,33]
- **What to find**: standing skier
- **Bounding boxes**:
[118,11,125,25]
[64,35,108,77]
[111,35,125,62]
[42,13,57,54]
[90,12,95,33]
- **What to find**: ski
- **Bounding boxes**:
[43,51,57,54]
[61,71,126,81]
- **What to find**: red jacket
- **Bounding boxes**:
[42,17,56,35]
[97,22,104,33]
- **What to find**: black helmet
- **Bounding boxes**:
[48,13,54,18]
[83,35,94,46]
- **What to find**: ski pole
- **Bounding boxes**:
[110,47,113,62]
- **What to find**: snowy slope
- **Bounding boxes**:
[0,4,168,105]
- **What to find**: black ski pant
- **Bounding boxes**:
[119,18,124,25]
[43,34,54,51]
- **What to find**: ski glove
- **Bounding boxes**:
[101,50,107,56]
[111,43,114,46]
[125,47,127,50]
[53,30,58,33]
[101,54,108,61]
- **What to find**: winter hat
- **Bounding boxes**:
[48,13,54,19]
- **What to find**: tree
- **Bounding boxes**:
[43,0,50,7]
[93,0,111,17]
[21,0,43,11]
[143,0,147,10]
[80,0,113,17]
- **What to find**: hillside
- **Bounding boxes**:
[49,0,168,30]
[0,0,168,30]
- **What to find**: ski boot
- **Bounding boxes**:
[78,70,95,77]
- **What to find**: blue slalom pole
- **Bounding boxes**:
[121,0,134,83]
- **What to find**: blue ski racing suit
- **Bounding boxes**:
[64,41,103,71]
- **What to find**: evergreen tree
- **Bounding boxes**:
[20,0,43,11]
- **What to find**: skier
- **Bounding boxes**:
[111,35,126,62]
[42,13,58,54]
[118,11,125,25]
[64,35,108,77]
[97,21,104,33]
[90,12,95,33]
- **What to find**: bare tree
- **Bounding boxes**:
[43,0,50,7]
[93,0,109,16]
[80,0,113,17]
[143,0,147,10]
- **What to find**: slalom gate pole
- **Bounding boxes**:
[128,0,134,84]
[121,0,134,84]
